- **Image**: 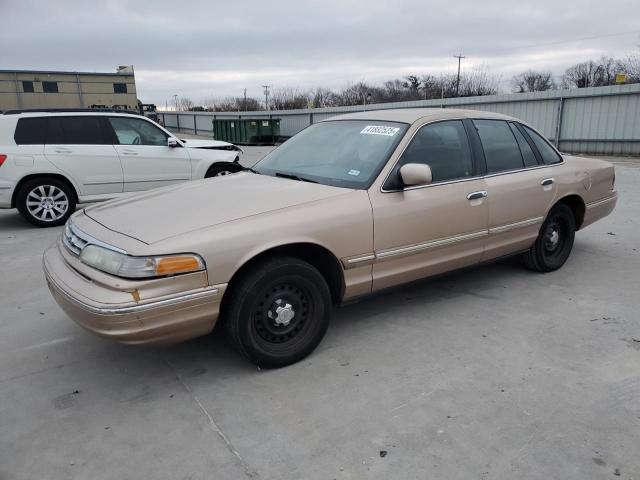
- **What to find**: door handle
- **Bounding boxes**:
[541,178,554,186]
[121,150,138,156]
[467,191,488,200]
[54,148,72,154]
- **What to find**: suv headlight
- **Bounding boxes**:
[80,245,205,278]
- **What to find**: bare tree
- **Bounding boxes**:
[267,88,310,110]
[178,97,194,111]
[512,70,555,92]
[561,57,620,88]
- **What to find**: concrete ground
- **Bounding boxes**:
[1,151,639,480]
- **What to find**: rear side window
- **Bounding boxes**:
[398,120,473,183]
[509,123,538,167]
[22,81,34,93]
[523,126,563,164]
[474,120,524,173]
[47,117,107,145]
[14,117,48,144]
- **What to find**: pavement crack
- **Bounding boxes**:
[164,358,260,479]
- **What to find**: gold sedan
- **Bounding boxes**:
[44,109,617,367]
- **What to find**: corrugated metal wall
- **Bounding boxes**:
[161,83,640,155]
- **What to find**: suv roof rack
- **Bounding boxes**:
[2,108,141,115]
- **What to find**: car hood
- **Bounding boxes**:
[181,138,241,150]
[83,173,352,244]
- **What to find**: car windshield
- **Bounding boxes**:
[254,120,408,189]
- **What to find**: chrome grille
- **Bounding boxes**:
[61,221,128,257]
[62,222,89,256]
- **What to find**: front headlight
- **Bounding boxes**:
[80,245,205,279]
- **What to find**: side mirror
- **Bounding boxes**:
[167,137,179,148]
[399,163,432,187]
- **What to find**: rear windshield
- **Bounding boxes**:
[255,120,408,189]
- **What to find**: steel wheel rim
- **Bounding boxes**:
[543,218,566,260]
[253,283,310,344]
[26,185,69,222]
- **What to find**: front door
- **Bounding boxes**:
[370,120,489,291]
[107,116,191,192]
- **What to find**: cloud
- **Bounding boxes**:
[1,0,638,104]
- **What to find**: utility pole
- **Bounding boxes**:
[173,94,179,111]
[453,54,465,97]
[262,85,271,110]
[243,88,247,111]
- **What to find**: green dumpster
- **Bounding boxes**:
[212,118,280,145]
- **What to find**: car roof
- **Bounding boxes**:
[325,108,518,124]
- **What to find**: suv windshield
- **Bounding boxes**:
[254,120,408,189]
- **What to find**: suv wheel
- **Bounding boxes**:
[205,163,241,178]
[523,203,576,272]
[16,178,76,227]
[224,257,332,368]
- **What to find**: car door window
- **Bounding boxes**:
[108,117,168,146]
[46,116,107,144]
[509,123,538,167]
[522,126,563,164]
[474,119,525,173]
[397,120,473,183]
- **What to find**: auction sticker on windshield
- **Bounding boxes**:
[360,125,400,136]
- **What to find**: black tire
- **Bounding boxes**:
[523,203,576,272]
[224,257,332,368]
[205,163,241,178]
[16,178,76,227]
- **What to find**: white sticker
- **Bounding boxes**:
[360,125,400,136]
[262,121,269,126]
[347,169,361,176]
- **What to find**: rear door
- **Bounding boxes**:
[473,119,557,260]
[43,116,123,195]
[107,116,191,192]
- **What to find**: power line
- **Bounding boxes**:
[469,29,640,56]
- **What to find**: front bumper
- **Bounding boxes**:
[43,241,226,345]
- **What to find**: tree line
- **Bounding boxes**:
[177,53,639,112]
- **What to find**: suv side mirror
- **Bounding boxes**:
[399,163,432,187]
[167,137,179,148]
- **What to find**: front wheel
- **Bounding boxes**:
[223,257,332,368]
[523,203,576,272]
[16,178,76,227]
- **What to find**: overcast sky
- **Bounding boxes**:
[1,0,639,106]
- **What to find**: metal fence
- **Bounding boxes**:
[160,83,640,155]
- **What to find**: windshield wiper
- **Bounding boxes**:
[274,172,318,183]
[241,166,260,174]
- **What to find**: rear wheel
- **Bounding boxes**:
[224,257,332,368]
[16,178,76,227]
[205,163,242,178]
[523,203,575,272]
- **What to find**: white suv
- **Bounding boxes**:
[0,110,244,227]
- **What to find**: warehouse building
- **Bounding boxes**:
[0,65,137,112]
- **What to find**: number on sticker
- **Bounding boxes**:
[360,125,400,136]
